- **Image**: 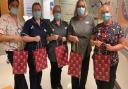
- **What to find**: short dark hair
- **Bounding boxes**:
[32,2,42,11]
[8,0,19,10]
[52,5,61,14]
[8,0,19,6]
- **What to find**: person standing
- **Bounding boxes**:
[91,4,125,89]
[0,0,28,89]
[47,5,68,89]
[21,2,50,89]
[67,0,95,89]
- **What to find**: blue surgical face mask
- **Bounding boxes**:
[77,7,86,16]
[102,12,111,21]
[54,13,61,21]
[33,11,42,19]
[10,7,18,15]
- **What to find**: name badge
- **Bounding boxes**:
[17,28,21,33]
[85,21,90,24]
[44,29,47,32]
[65,27,67,30]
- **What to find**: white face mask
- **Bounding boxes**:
[102,12,111,21]
[10,7,18,15]
[77,7,86,16]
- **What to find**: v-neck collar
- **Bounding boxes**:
[52,19,62,27]
[32,17,43,27]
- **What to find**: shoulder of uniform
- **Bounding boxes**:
[0,14,10,20]
[113,22,121,28]
[24,18,33,26]
[42,19,50,23]
[62,20,68,25]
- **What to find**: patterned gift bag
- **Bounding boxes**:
[13,50,28,74]
[93,54,111,82]
[68,52,83,78]
[55,45,68,68]
[33,47,47,72]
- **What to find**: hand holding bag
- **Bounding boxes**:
[55,41,68,68]
[68,43,83,78]
[13,42,28,74]
[93,53,111,82]
[33,41,48,72]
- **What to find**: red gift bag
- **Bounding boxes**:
[55,45,68,68]
[33,48,47,72]
[68,52,83,78]
[13,50,28,74]
[93,54,111,82]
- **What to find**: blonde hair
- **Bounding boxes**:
[98,4,113,19]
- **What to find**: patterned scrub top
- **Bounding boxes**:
[93,22,125,66]
[0,14,24,51]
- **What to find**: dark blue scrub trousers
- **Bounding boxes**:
[28,52,42,89]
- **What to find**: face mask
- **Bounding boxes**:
[33,11,42,19]
[77,7,86,16]
[10,7,18,15]
[54,13,61,20]
[102,12,111,21]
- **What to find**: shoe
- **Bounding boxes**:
[52,87,58,89]
[57,85,63,89]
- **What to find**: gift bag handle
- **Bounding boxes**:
[36,40,43,49]
[72,42,79,52]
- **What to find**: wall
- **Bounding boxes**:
[117,0,128,26]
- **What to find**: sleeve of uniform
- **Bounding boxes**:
[117,25,125,39]
[45,19,53,36]
[63,21,68,37]
[21,20,30,36]
[67,18,75,36]
[91,17,96,35]
[92,24,99,35]
[0,16,8,35]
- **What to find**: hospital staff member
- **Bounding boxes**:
[91,4,125,89]
[47,5,68,89]
[67,0,95,89]
[21,2,50,89]
[0,0,28,89]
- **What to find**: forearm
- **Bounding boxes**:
[90,39,95,46]
[67,35,74,42]
[0,35,14,42]
[111,44,125,51]
[22,36,36,42]
[90,35,96,46]
[125,39,128,46]
[47,36,53,41]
